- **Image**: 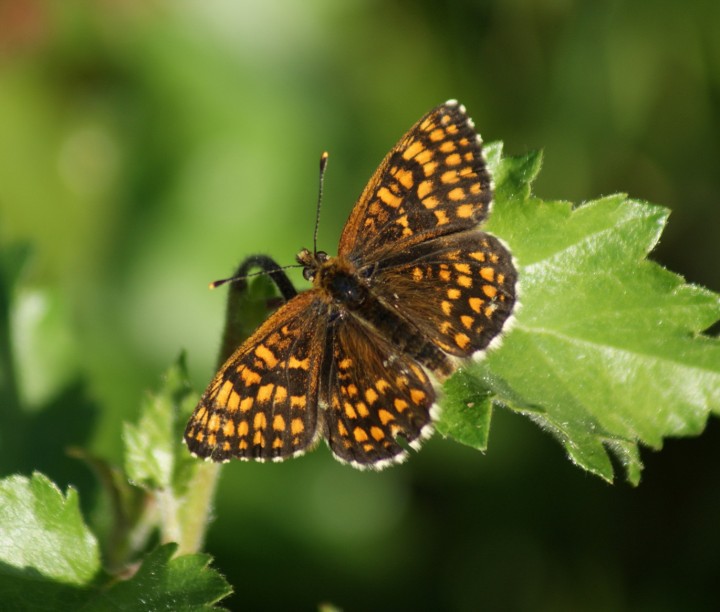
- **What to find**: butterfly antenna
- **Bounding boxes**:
[209,262,301,290]
[313,151,329,255]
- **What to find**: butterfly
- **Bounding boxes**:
[184,100,518,469]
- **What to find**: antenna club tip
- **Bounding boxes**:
[320,151,329,168]
[209,280,222,289]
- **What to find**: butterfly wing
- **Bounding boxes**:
[338,100,492,262]
[369,229,518,361]
[320,314,437,468]
[185,290,327,462]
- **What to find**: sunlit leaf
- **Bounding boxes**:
[438,143,720,484]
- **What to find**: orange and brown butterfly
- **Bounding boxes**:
[184,100,518,469]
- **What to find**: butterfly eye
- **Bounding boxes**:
[303,267,315,281]
[316,250,328,262]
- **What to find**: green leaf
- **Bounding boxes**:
[90,544,231,612]
[439,142,720,484]
[122,354,221,556]
[123,353,198,492]
[0,474,230,610]
[435,370,493,451]
[0,472,100,584]
[0,574,90,612]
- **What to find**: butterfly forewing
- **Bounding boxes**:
[322,316,436,467]
[185,291,326,462]
[338,101,492,262]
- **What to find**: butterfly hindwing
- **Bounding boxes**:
[321,315,437,468]
[371,229,518,358]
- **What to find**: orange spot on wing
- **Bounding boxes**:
[255,344,278,368]
[416,149,433,164]
[215,380,234,406]
[257,383,274,403]
[403,140,424,160]
[480,267,495,281]
[410,388,426,404]
[441,170,459,184]
[456,204,474,218]
[394,398,409,412]
[253,412,267,430]
[240,368,261,385]
[227,391,240,411]
[370,426,385,441]
[378,409,394,425]
[448,187,465,201]
[376,379,390,393]
[288,356,310,369]
[455,333,471,349]
[434,210,450,225]
[239,397,254,412]
[344,402,357,419]
[353,427,369,442]
[395,168,414,189]
[291,418,304,435]
[365,388,379,405]
[378,186,402,208]
[417,180,433,199]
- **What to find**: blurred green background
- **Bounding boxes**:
[1,1,719,610]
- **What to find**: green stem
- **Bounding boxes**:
[175,461,220,554]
